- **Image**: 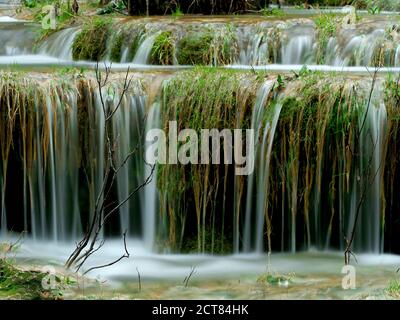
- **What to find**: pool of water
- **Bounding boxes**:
[8,239,400,299]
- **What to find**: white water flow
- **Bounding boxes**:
[113,91,146,237]
[241,83,284,254]
[132,34,158,64]
[25,88,81,242]
[346,87,387,253]
[281,35,315,65]
[38,28,79,60]
[0,21,36,55]
[142,102,161,250]
[236,24,271,65]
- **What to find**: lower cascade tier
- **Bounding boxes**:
[0,69,399,255]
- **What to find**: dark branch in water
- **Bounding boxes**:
[83,231,130,275]
[136,267,142,292]
[183,266,196,287]
[344,67,381,265]
[65,62,155,272]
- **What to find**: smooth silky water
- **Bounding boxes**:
[1,11,400,300]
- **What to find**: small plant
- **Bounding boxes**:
[0,259,65,300]
[110,33,124,62]
[386,280,400,298]
[72,18,112,61]
[367,0,382,15]
[314,13,339,64]
[257,272,293,287]
[172,5,183,18]
[261,7,285,17]
[151,31,176,65]
[23,0,37,8]
[176,30,214,65]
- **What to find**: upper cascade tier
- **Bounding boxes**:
[2,15,400,68]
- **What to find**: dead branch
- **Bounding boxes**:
[136,267,142,292]
[183,266,196,287]
[65,62,155,271]
[83,231,130,275]
[344,67,382,265]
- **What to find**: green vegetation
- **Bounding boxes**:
[72,18,112,61]
[176,26,238,66]
[257,273,293,286]
[314,14,339,64]
[150,31,176,65]
[33,1,77,42]
[172,5,184,18]
[158,68,263,252]
[386,280,400,298]
[261,8,285,17]
[0,258,65,300]
[110,33,124,62]
[176,30,214,65]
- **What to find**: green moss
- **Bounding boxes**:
[257,273,292,286]
[176,26,238,66]
[176,30,214,65]
[126,25,146,61]
[0,259,64,300]
[72,18,112,61]
[314,14,339,64]
[110,33,124,62]
[150,31,175,65]
[261,8,285,16]
[158,68,262,252]
[386,280,400,298]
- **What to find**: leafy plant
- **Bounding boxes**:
[150,31,175,65]
[172,5,183,18]
[314,13,339,64]
[72,18,112,61]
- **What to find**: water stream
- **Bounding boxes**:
[1,11,400,298]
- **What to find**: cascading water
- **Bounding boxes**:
[2,10,400,258]
[38,28,79,60]
[242,80,281,253]
[0,21,37,56]
[3,17,400,67]
[133,33,158,65]
[345,86,387,253]
[112,88,147,237]
[142,102,161,250]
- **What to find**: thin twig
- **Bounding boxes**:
[83,231,130,275]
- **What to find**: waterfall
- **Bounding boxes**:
[0,21,36,56]
[24,87,82,242]
[112,90,146,237]
[38,28,79,60]
[346,87,387,253]
[142,102,161,250]
[236,24,273,65]
[0,69,399,255]
[281,35,314,65]
[242,80,277,252]
[133,34,158,64]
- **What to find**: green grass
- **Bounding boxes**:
[150,31,175,65]
[72,18,112,61]
[314,14,340,64]
[261,8,285,16]
[176,30,214,65]
[0,259,64,300]
[110,33,124,62]
[386,280,400,298]
[172,5,184,18]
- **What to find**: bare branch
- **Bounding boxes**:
[83,231,130,275]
